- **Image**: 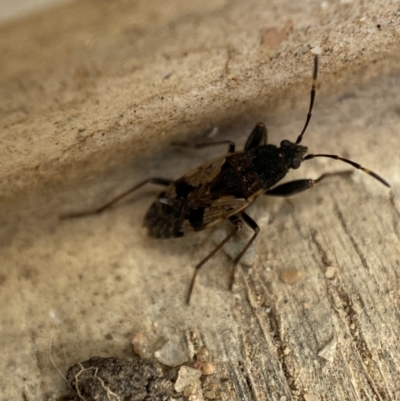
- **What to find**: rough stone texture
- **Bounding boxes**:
[1,0,400,400]
[1,0,399,200]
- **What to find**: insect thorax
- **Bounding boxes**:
[229,145,291,196]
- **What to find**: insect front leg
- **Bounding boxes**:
[264,171,352,197]
[244,122,267,150]
[194,140,236,153]
[61,178,173,218]
[186,215,243,304]
[229,212,260,291]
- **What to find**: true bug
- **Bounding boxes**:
[63,56,390,304]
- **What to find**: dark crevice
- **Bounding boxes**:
[310,228,331,267]
[234,274,295,399]
[327,283,388,400]
[227,361,252,401]
[266,303,296,394]
[241,363,256,401]
[252,304,294,397]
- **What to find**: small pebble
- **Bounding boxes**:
[154,336,188,367]
[184,386,196,397]
[318,338,337,362]
[311,45,322,55]
[175,366,202,393]
[131,332,152,359]
[196,346,210,361]
[324,266,336,279]
[202,362,216,376]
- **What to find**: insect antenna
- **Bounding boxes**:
[295,55,318,144]
[304,153,390,187]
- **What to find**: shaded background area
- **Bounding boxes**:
[0,0,71,24]
[1,0,400,400]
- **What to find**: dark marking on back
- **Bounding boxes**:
[210,161,244,198]
[247,145,289,188]
[187,207,205,229]
[226,153,262,198]
[175,181,195,199]
[144,190,186,238]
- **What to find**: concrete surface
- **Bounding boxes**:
[1,0,400,400]
[0,0,71,25]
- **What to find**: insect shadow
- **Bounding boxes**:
[61,56,390,304]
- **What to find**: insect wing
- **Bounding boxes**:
[180,194,250,233]
[144,155,251,237]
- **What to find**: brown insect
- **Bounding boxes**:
[63,56,390,304]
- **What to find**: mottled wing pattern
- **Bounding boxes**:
[180,195,250,233]
[143,155,252,238]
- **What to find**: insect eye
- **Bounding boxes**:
[280,140,291,147]
[291,159,301,169]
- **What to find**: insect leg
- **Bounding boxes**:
[244,122,268,150]
[186,215,243,304]
[229,212,260,290]
[264,171,353,197]
[194,140,236,153]
[61,178,173,219]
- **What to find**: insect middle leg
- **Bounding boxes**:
[186,212,260,304]
[61,178,173,218]
[264,171,353,197]
[186,215,243,304]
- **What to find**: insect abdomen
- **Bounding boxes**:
[143,191,185,239]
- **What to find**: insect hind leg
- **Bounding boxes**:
[186,215,243,304]
[229,212,260,291]
[264,171,353,197]
[60,178,173,219]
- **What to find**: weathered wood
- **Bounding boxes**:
[1,1,400,400]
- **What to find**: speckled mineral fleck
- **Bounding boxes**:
[131,332,152,358]
[318,337,337,362]
[174,366,202,393]
[154,336,188,367]
[324,266,336,279]
[201,362,216,375]
[279,269,303,284]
